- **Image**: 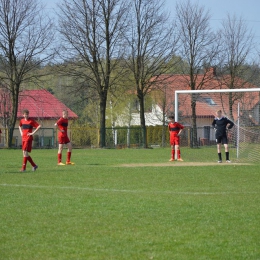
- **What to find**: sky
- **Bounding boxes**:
[165,0,260,38]
[43,0,260,49]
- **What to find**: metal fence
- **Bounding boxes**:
[0,128,55,148]
[0,125,258,149]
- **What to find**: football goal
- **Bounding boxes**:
[174,88,260,163]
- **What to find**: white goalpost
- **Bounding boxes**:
[174,88,260,162]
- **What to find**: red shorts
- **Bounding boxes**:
[170,135,180,145]
[22,140,32,152]
[58,135,70,144]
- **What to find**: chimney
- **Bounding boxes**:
[208,66,216,77]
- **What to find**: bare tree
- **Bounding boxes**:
[0,86,11,146]
[218,14,257,120]
[175,0,219,147]
[0,0,54,147]
[150,84,169,146]
[124,0,177,148]
[57,0,128,147]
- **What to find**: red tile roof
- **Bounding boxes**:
[151,72,259,120]
[17,89,78,119]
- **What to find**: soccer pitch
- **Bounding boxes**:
[0,148,259,259]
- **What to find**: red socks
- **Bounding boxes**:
[58,153,62,163]
[22,157,28,170]
[177,149,181,159]
[67,152,71,162]
[58,152,72,163]
[27,156,36,167]
[171,149,175,159]
[22,156,36,170]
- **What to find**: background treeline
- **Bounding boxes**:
[0,0,260,148]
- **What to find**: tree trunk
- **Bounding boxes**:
[191,94,198,148]
[7,86,19,148]
[228,92,234,121]
[161,105,166,147]
[138,92,147,148]
[99,91,107,148]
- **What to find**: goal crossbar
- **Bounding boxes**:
[174,88,260,121]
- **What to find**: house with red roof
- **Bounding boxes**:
[0,89,78,147]
[17,89,78,124]
[150,68,259,121]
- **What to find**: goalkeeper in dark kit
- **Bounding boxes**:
[212,110,234,163]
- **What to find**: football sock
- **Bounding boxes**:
[171,149,175,159]
[218,153,222,161]
[177,149,181,159]
[27,156,36,167]
[22,157,28,170]
[58,153,62,163]
[225,152,229,160]
[67,152,71,162]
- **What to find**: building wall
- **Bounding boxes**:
[14,119,57,128]
[1,119,59,147]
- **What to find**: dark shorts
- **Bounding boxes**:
[216,136,228,144]
[22,140,32,152]
[58,136,70,144]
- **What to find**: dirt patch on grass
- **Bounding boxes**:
[118,162,251,167]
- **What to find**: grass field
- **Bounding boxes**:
[0,148,259,260]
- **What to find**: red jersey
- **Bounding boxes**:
[56,117,68,138]
[19,118,40,141]
[168,122,184,136]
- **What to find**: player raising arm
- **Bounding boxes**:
[55,110,74,165]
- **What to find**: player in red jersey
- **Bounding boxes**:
[55,110,74,165]
[168,115,184,161]
[19,109,41,172]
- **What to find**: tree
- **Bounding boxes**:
[0,86,11,146]
[218,14,257,120]
[124,0,177,148]
[0,0,54,147]
[175,0,219,147]
[57,0,128,147]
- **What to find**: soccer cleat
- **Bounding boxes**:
[177,158,184,162]
[217,160,222,163]
[226,160,231,163]
[58,162,66,166]
[20,169,26,172]
[32,165,38,172]
[169,158,175,162]
[66,162,75,165]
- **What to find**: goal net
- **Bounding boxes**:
[174,88,260,163]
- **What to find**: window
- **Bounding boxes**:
[203,98,216,105]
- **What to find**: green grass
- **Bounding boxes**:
[0,148,259,259]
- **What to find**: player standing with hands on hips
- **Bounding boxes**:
[168,115,184,162]
[212,110,234,163]
[19,109,41,172]
[55,110,75,165]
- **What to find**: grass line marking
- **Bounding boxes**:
[0,183,258,195]
[117,162,252,167]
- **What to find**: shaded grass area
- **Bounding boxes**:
[0,148,259,259]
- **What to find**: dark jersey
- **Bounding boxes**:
[212,117,234,138]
